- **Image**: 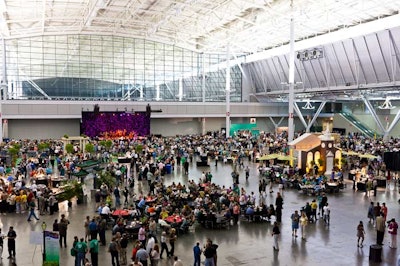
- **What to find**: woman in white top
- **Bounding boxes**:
[150,244,160,266]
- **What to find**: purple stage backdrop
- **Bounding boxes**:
[81,112,150,138]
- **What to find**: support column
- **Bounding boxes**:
[202,53,206,103]
[288,0,295,142]
[0,38,7,143]
[225,45,231,138]
[202,118,206,135]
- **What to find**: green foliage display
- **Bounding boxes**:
[97,171,116,189]
[135,144,143,154]
[65,143,74,154]
[7,143,21,166]
[85,143,95,154]
[105,140,113,151]
[56,180,83,202]
[38,142,50,152]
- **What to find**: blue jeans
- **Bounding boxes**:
[75,252,85,266]
[204,257,215,266]
[27,209,39,220]
[194,254,201,266]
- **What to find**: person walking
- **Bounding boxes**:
[58,214,70,248]
[89,236,99,266]
[291,210,300,237]
[159,231,169,259]
[376,213,385,245]
[193,241,202,266]
[272,222,280,251]
[119,233,129,265]
[357,221,365,247]
[6,226,17,259]
[136,244,149,266]
[84,216,90,242]
[323,203,330,225]
[299,211,308,240]
[27,199,40,221]
[168,228,177,258]
[367,202,375,224]
[150,244,160,266]
[388,218,398,249]
[203,242,216,266]
[109,236,120,266]
[275,192,283,225]
[75,238,88,266]
[0,228,5,258]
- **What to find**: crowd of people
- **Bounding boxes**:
[0,131,399,265]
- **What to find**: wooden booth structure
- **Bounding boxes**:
[289,131,342,175]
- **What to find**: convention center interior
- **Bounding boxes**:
[0,0,400,266]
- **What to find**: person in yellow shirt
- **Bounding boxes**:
[20,192,27,213]
[160,208,169,220]
[310,199,318,222]
[15,194,21,214]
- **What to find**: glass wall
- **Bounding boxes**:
[2,35,242,102]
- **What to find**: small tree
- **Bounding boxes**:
[38,142,50,152]
[65,143,74,154]
[7,144,20,166]
[85,143,95,154]
[97,170,116,189]
[105,140,113,151]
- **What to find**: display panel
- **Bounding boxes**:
[81,111,150,138]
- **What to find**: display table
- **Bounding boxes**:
[165,215,183,224]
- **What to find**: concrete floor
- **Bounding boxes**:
[1,158,399,266]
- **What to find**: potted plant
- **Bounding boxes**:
[65,143,74,154]
[56,180,83,203]
[97,170,116,189]
[7,143,20,167]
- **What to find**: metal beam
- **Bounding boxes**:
[375,32,391,82]
[269,116,285,129]
[331,43,346,85]
[352,39,367,84]
[306,101,326,132]
[293,102,308,129]
[385,110,400,140]
[361,95,385,133]
[341,41,357,84]
[363,36,379,83]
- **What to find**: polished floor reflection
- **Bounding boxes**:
[1,158,399,266]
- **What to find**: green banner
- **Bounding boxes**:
[44,231,59,265]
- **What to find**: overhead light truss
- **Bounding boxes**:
[378,98,396,109]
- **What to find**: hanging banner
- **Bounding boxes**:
[45,231,60,265]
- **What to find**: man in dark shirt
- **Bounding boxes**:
[7,226,17,258]
[203,242,216,266]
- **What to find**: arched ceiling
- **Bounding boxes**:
[1,0,400,54]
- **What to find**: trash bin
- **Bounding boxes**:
[369,244,382,262]
[165,164,172,174]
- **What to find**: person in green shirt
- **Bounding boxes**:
[75,238,87,266]
[89,237,99,266]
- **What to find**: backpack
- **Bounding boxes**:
[108,242,117,252]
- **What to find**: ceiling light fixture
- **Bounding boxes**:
[302,99,315,110]
[378,98,396,110]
